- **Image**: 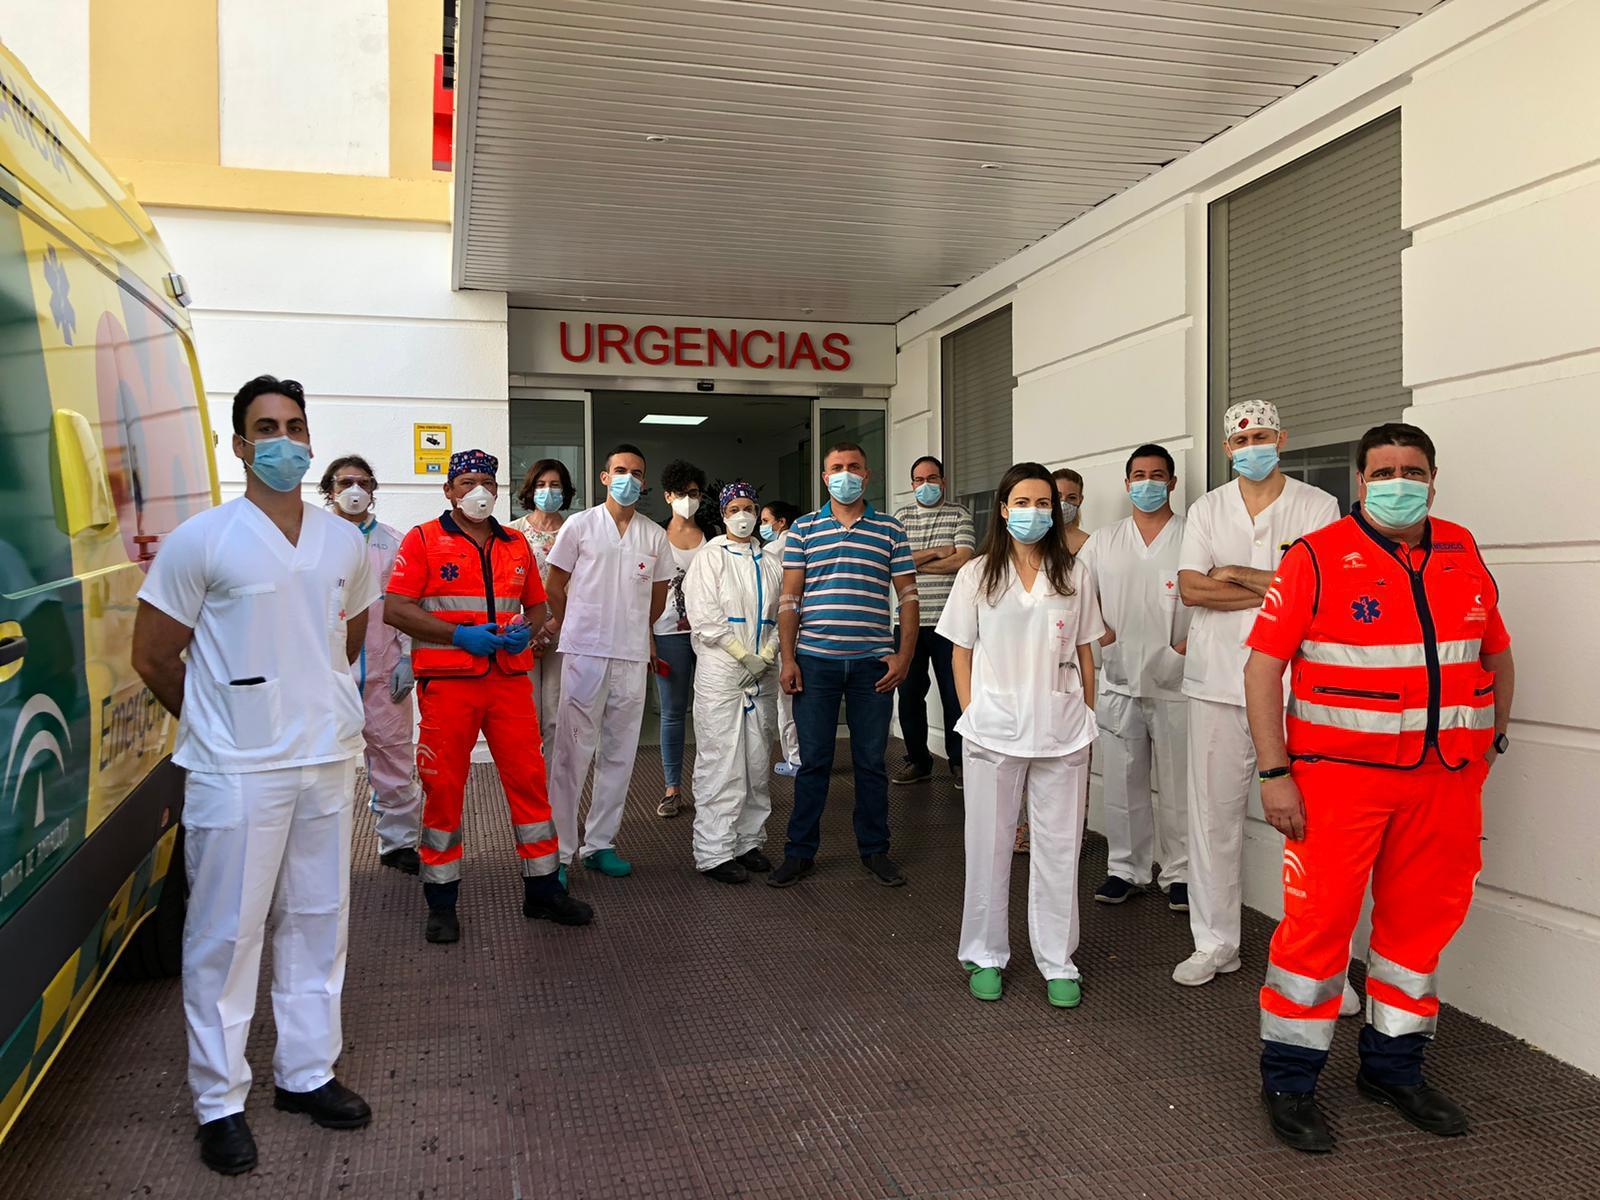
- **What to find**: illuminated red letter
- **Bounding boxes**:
[559,321,593,363]
[741,330,776,369]
[597,323,632,364]
[821,332,852,371]
[673,326,706,367]
[707,328,738,368]
[636,325,670,366]
[789,331,822,371]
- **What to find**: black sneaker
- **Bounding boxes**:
[523,884,595,926]
[1167,882,1190,912]
[425,908,460,944]
[861,853,907,887]
[1094,876,1139,905]
[952,768,964,792]
[380,846,421,874]
[702,859,749,885]
[197,1114,257,1175]
[273,1078,372,1130]
[891,761,933,785]
[737,848,773,873]
[767,856,814,888]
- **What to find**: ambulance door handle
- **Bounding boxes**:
[0,636,27,667]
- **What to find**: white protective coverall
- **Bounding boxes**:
[357,517,421,855]
[683,535,783,870]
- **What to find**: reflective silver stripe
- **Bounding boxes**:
[1263,963,1346,1009]
[419,596,522,615]
[1368,996,1437,1039]
[1288,698,1419,734]
[1300,641,1424,668]
[1367,949,1435,1001]
[1438,703,1495,732]
[1437,638,1482,665]
[420,859,461,884]
[519,852,561,877]
[514,821,556,845]
[1260,1010,1337,1051]
[421,825,463,852]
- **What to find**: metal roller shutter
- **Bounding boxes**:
[942,306,1014,522]
[1208,112,1409,487]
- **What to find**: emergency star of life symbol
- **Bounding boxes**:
[440,562,460,581]
[44,246,75,345]
[1352,596,1382,623]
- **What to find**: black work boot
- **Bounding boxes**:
[197,1113,257,1175]
[523,873,594,925]
[737,848,772,873]
[424,880,460,944]
[767,855,814,888]
[1356,1073,1469,1136]
[1262,1089,1335,1153]
[380,846,421,874]
[273,1078,372,1129]
[702,859,749,885]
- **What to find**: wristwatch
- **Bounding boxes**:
[1493,732,1510,754]
[1258,765,1292,782]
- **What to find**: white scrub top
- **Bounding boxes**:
[138,498,380,774]
[546,503,675,662]
[936,556,1106,758]
[1079,514,1192,702]
[1176,476,1340,707]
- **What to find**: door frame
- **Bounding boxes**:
[811,397,890,510]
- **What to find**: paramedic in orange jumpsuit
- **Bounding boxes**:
[385,449,594,945]
[1243,423,1514,1154]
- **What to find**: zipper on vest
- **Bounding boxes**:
[1312,685,1400,701]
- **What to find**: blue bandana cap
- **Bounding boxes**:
[720,480,758,510]
[449,448,498,481]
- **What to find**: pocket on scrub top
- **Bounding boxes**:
[183,771,244,831]
[219,676,282,751]
[331,672,366,742]
[1100,642,1129,690]
[634,554,657,584]
[967,690,1021,740]
[1151,644,1186,692]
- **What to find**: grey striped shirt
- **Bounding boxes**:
[892,500,976,625]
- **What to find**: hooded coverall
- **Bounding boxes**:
[682,535,783,871]
[356,517,422,855]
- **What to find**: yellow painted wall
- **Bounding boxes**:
[86,0,449,224]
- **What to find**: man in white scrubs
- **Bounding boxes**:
[544,444,673,877]
[132,376,378,1176]
[1079,443,1192,911]
[1172,400,1341,987]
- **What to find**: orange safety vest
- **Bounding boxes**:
[407,514,538,678]
[1284,510,1497,770]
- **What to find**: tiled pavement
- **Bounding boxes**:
[5,746,1598,1198]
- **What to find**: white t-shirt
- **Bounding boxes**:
[936,556,1106,758]
[1080,513,1192,702]
[1177,477,1340,707]
[546,503,675,661]
[652,534,707,638]
[138,498,380,773]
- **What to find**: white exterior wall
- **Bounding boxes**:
[0,0,91,135]
[150,209,509,532]
[893,0,1600,1074]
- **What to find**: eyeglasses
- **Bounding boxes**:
[334,476,375,490]
[279,379,305,400]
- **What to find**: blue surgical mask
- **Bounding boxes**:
[827,471,865,504]
[759,523,776,543]
[608,473,642,507]
[1129,480,1169,513]
[245,436,312,493]
[532,486,563,513]
[1363,479,1430,530]
[914,482,943,506]
[1231,443,1280,482]
[1005,507,1053,544]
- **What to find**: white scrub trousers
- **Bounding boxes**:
[534,649,562,775]
[1185,697,1257,960]
[959,744,1091,980]
[181,758,356,1123]
[776,671,800,767]
[1097,691,1189,889]
[550,652,648,863]
[691,669,776,870]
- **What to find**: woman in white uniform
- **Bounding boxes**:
[937,462,1105,1009]
[760,499,803,776]
[683,482,782,883]
[509,458,575,756]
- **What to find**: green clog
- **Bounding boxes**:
[965,963,1002,1002]
[1047,978,1082,1009]
[583,848,633,878]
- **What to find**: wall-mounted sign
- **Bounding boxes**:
[414,423,451,474]
[510,309,897,386]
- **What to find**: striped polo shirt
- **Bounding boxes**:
[892,499,976,625]
[784,502,915,659]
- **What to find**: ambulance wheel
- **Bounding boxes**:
[118,826,188,982]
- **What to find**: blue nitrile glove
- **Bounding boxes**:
[452,623,505,657]
[501,622,533,654]
[389,655,415,702]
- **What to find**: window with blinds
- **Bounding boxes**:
[1208,111,1409,492]
[941,306,1014,532]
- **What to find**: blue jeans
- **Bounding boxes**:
[654,632,696,790]
[788,653,893,860]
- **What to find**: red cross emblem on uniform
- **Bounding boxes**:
[1166,580,1175,590]
[638,561,646,571]
[1055,619,1065,630]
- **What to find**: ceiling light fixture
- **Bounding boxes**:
[644,134,670,144]
[640,414,708,426]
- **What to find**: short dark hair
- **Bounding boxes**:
[517,458,575,511]
[1358,422,1437,473]
[763,499,801,529]
[317,454,376,501]
[910,455,943,479]
[661,459,708,495]
[823,441,866,467]
[1125,443,1176,479]
[1051,467,1083,489]
[604,443,646,472]
[232,375,305,436]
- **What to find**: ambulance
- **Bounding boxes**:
[0,44,217,1138]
